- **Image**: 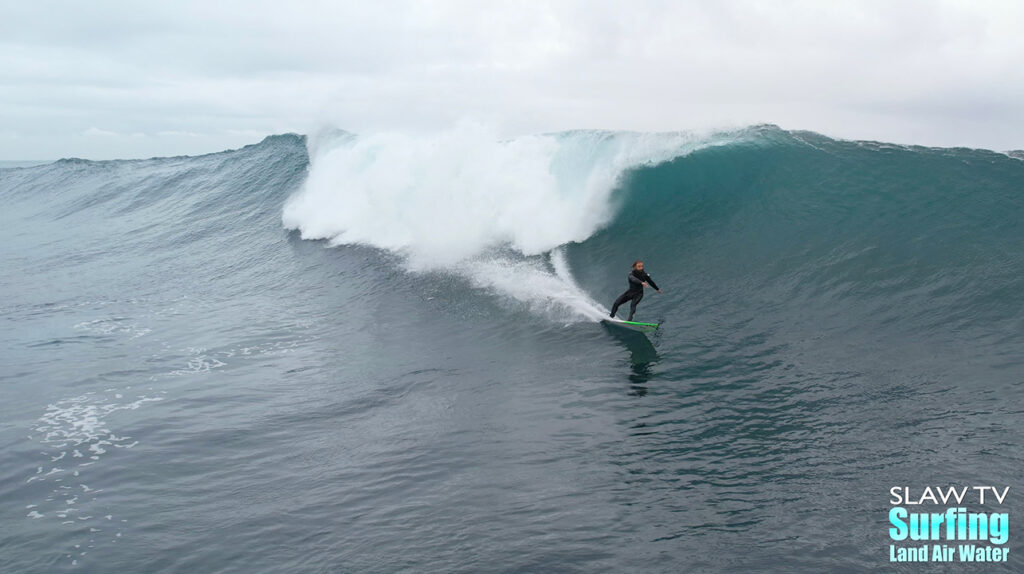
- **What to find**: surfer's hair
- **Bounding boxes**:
[632,260,643,269]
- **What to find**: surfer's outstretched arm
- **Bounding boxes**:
[639,272,661,292]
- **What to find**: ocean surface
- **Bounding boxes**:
[1,125,1021,573]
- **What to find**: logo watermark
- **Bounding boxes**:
[888,486,1010,563]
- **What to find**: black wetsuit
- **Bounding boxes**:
[610,270,660,321]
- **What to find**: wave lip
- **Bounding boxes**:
[282,124,745,269]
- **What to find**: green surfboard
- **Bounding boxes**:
[602,318,660,333]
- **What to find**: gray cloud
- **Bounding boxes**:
[2,0,1022,159]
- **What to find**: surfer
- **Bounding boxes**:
[610,260,662,321]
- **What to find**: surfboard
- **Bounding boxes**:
[602,318,660,333]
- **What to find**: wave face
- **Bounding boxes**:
[2,127,1023,573]
[574,129,1024,343]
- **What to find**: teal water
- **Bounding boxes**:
[1,127,1021,572]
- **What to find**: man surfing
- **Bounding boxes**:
[610,260,662,321]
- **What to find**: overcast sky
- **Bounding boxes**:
[2,0,1023,159]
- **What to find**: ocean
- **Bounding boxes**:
[1,125,1021,572]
